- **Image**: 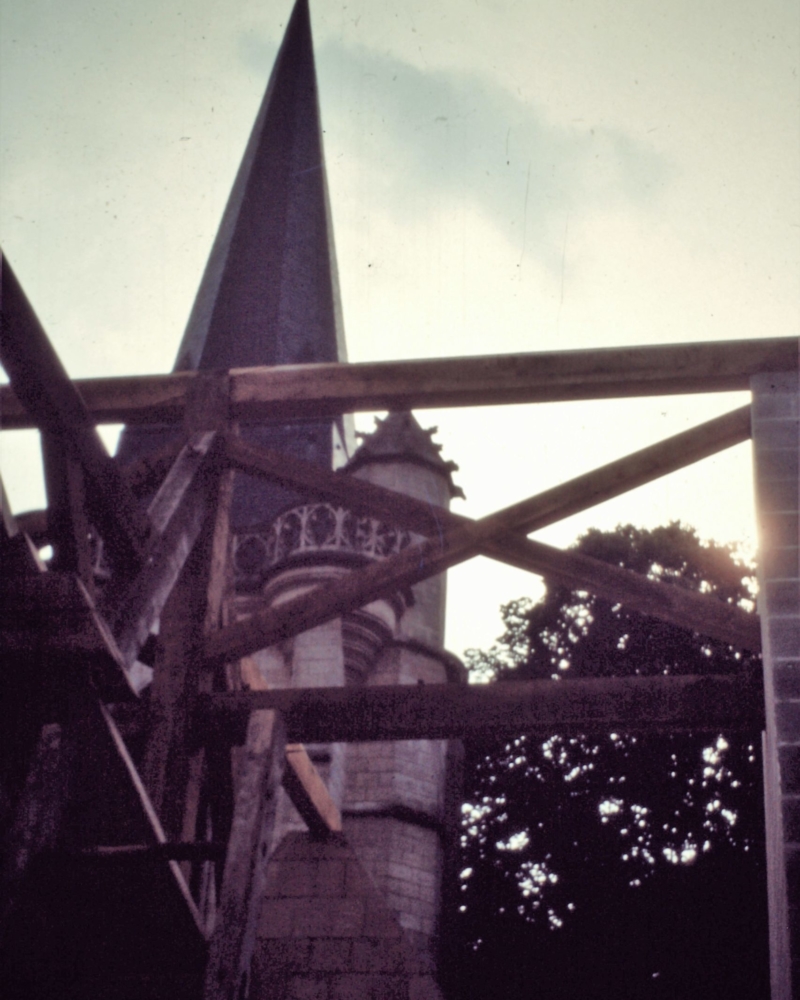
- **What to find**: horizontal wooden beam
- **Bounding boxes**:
[76,842,226,862]
[198,676,765,742]
[1,338,795,428]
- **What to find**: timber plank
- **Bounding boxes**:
[110,431,219,669]
[0,255,149,571]
[484,535,762,651]
[240,654,341,836]
[282,743,343,835]
[140,508,221,840]
[41,435,94,589]
[0,337,795,427]
[224,402,751,540]
[203,710,286,1000]
[198,675,764,743]
[203,479,760,668]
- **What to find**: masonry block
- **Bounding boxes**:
[328,898,367,937]
[316,859,347,897]
[775,663,800,700]
[766,515,800,552]
[279,861,318,897]
[259,938,311,971]
[755,449,799,483]
[351,938,407,973]
[777,703,800,742]
[761,547,800,582]
[783,798,800,844]
[780,747,800,795]
[310,939,353,973]
[363,899,403,939]
[287,975,329,1000]
[752,375,800,418]
[786,849,800,916]
[259,898,295,938]
[758,477,800,515]
[768,583,800,616]
[409,975,442,1000]
[771,618,800,660]
[329,973,407,1000]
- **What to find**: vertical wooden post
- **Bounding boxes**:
[41,433,95,593]
[141,375,231,838]
[204,709,286,1000]
[0,722,74,925]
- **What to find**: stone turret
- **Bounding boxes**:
[249,412,464,999]
[342,414,464,962]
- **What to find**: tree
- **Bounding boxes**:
[455,523,769,1000]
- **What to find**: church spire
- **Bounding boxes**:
[118,0,349,529]
[175,0,346,372]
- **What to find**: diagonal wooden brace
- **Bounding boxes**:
[204,405,760,667]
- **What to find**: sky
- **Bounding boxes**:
[1,0,798,660]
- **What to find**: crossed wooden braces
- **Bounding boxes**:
[1,252,790,997]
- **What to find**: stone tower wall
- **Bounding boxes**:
[341,455,455,953]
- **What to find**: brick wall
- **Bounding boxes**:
[751,369,800,1000]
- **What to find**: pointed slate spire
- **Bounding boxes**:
[118,0,349,530]
[174,0,346,373]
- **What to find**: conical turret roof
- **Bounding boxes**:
[346,412,464,499]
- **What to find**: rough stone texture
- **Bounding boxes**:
[252,833,444,1000]
[751,369,800,1000]
[239,412,461,999]
[350,458,452,649]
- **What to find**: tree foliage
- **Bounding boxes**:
[455,523,768,999]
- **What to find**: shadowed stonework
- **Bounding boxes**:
[252,833,443,1000]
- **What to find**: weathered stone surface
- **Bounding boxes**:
[254,832,444,998]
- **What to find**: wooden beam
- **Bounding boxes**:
[0,722,74,925]
[110,431,219,669]
[239,658,341,836]
[224,403,751,540]
[203,534,759,668]
[97,699,206,937]
[1,475,45,573]
[0,254,149,571]
[198,675,764,743]
[0,337,795,428]
[204,433,761,667]
[8,442,188,545]
[282,743,342,836]
[203,709,286,1000]
[140,483,224,839]
[484,535,762,651]
[41,434,94,591]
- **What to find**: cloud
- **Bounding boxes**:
[311,41,671,271]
